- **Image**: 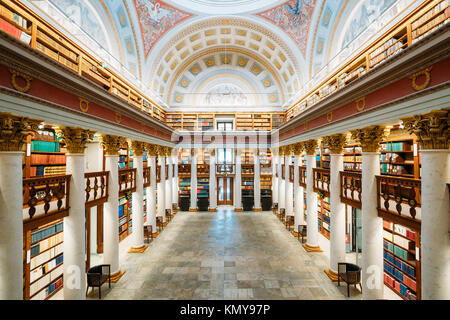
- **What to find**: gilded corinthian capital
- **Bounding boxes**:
[0,113,41,151]
[145,143,159,156]
[350,126,388,152]
[55,126,95,154]
[401,110,449,150]
[100,134,126,155]
[322,134,347,154]
[130,140,145,156]
[292,142,304,156]
[304,139,318,155]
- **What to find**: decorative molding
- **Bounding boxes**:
[402,110,449,150]
[146,143,159,156]
[351,126,388,153]
[55,126,95,154]
[130,140,145,156]
[0,112,41,151]
[304,139,318,155]
[9,68,32,93]
[79,98,89,113]
[322,134,347,154]
[355,96,366,112]
[100,134,127,155]
[410,66,433,91]
[292,142,304,155]
[326,111,333,122]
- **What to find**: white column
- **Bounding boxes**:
[0,151,23,299]
[209,151,217,211]
[172,154,178,209]
[361,151,383,299]
[305,153,319,249]
[190,149,197,211]
[157,156,166,220]
[272,154,278,208]
[63,153,86,299]
[421,150,450,299]
[131,154,144,249]
[166,155,173,213]
[278,154,285,210]
[235,149,242,210]
[285,153,293,216]
[329,153,346,276]
[254,151,261,211]
[104,155,120,275]
[146,156,157,233]
[293,153,304,231]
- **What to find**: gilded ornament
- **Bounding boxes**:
[55,126,95,154]
[350,126,388,153]
[145,143,159,156]
[79,98,89,113]
[322,134,347,154]
[304,139,318,155]
[401,110,449,150]
[100,134,126,155]
[10,68,32,93]
[410,66,433,91]
[115,112,122,124]
[292,142,304,155]
[130,140,145,156]
[0,113,41,151]
[327,111,333,122]
[355,97,366,112]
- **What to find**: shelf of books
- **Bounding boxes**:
[241,150,254,164]
[380,137,420,179]
[368,27,407,69]
[383,220,421,300]
[182,113,197,131]
[303,191,307,222]
[197,177,209,199]
[118,196,131,242]
[197,114,214,130]
[179,177,191,198]
[166,113,182,130]
[343,144,362,172]
[253,114,271,131]
[317,195,331,240]
[24,220,64,300]
[26,129,67,178]
[411,0,449,44]
[118,146,130,169]
[236,113,253,131]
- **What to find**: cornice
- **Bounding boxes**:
[0,31,173,136]
[278,23,450,134]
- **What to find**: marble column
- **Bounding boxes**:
[129,141,146,253]
[303,139,322,252]
[209,149,217,212]
[165,148,173,215]
[190,148,198,211]
[402,110,450,299]
[0,114,40,299]
[157,148,166,220]
[323,134,347,281]
[271,150,279,211]
[254,149,261,211]
[56,127,95,300]
[145,144,158,236]
[352,126,387,299]
[100,135,126,282]
[172,151,179,211]
[293,142,305,233]
[278,148,285,212]
[285,146,293,217]
[234,148,243,211]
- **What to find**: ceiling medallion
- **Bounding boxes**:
[263,79,271,87]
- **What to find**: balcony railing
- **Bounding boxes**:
[313,168,330,197]
[85,171,109,207]
[340,171,362,209]
[156,165,161,183]
[299,166,307,188]
[22,175,71,229]
[260,163,272,176]
[118,168,136,197]
[289,165,294,183]
[376,175,422,231]
[241,164,254,176]
[143,167,150,188]
[197,164,210,175]
[216,164,235,175]
[178,164,191,176]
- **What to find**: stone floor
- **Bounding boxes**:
[87,207,399,300]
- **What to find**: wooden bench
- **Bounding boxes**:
[86,264,111,299]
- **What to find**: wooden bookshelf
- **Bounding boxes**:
[343,144,362,172]
[411,0,449,43]
[317,194,330,240]
[236,113,253,131]
[118,196,131,242]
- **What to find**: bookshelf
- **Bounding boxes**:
[118,196,132,242]
[166,113,182,130]
[26,129,66,178]
[241,150,254,164]
[383,220,421,300]
[317,195,331,240]
[182,113,197,131]
[303,190,307,222]
[253,114,271,131]
[411,0,449,44]
[197,114,214,131]
[343,144,362,172]
[380,136,420,179]
[179,177,191,198]
[368,28,407,69]
[236,113,253,131]
[25,220,64,300]
[197,176,209,211]
[118,146,130,169]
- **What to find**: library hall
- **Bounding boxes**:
[0,0,449,304]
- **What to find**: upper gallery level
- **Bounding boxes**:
[0,0,448,134]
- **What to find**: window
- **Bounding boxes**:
[218,148,234,164]
[217,121,233,131]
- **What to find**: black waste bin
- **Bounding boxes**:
[197,197,209,211]
[179,196,190,211]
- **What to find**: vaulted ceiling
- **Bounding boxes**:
[27,0,419,111]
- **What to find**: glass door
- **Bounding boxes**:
[217,177,233,205]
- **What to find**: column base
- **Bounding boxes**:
[253,208,262,212]
[234,208,243,212]
[128,244,148,253]
[162,221,169,227]
[302,243,323,252]
[189,208,198,212]
[324,269,339,282]
[291,230,299,237]
[109,270,126,283]
[208,208,217,212]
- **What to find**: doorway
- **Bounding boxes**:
[217,177,233,205]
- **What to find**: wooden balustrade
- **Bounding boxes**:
[216,164,235,175]
[118,168,136,197]
[22,175,71,229]
[376,175,422,231]
[84,171,109,207]
[143,167,150,188]
[289,165,294,183]
[281,164,285,179]
[156,165,161,183]
[241,163,254,176]
[197,164,210,175]
[313,168,330,197]
[178,164,191,176]
[165,164,169,180]
[299,166,307,188]
[339,171,362,209]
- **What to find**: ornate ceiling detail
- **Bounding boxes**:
[256,0,317,57]
[133,0,194,58]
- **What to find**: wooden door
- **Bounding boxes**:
[217,177,233,205]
